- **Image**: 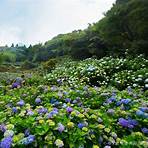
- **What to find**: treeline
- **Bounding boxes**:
[1,0,148,64]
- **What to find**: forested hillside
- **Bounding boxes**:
[1,0,147,64]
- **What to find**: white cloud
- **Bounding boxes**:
[0,0,115,46]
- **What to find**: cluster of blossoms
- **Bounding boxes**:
[118,118,138,128]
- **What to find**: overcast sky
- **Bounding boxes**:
[0,0,115,46]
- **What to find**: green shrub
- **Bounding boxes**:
[21,60,37,70]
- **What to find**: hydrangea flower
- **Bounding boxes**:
[141,128,148,134]
[0,136,12,148]
[0,124,6,133]
[107,96,116,103]
[20,135,35,145]
[136,110,148,118]
[12,82,20,89]
[26,110,34,116]
[66,107,73,113]
[24,129,30,136]
[65,98,71,103]
[78,123,85,129]
[121,99,131,104]
[12,107,18,113]
[139,107,148,112]
[119,118,130,128]
[57,123,65,133]
[47,109,58,118]
[38,107,48,114]
[107,109,115,115]
[118,118,138,128]
[35,98,42,104]
[72,100,77,104]
[17,100,25,107]
[55,139,64,147]
[4,130,14,137]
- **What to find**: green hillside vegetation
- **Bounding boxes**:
[24,0,148,62]
[0,0,147,64]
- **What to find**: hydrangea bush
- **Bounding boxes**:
[0,55,148,148]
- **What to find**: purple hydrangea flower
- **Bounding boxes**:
[47,109,58,118]
[0,136,12,148]
[118,118,129,127]
[0,124,6,133]
[128,119,138,126]
[17,100,25,107]
[27,110,34,116]
[38,107,48,114]
[118,118,138,128]
[66,107,73,113]
[65,98,71,103]
[58,123,65,133]
[12,82,20,89]
[107,109,115,115]
[35,98,42,104]
[141,128,148,134]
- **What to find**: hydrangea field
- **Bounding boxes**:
[0,56,148,148]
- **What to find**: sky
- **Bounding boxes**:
[0,0,116,46]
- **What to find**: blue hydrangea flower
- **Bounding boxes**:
[65,98,71,103]
[47,109,58,118]
[139,107,148,112]
[78,123,85,129]
[72,100,77,104]
[24,129,30,136]
[50,98,57,104]
[20,135,35,145]
[0,136,12,148]
[27,135,35,143]
[35,98,42,104]
[121,99,131,105]
[128,119,138,126]
[136,110,144,116]
[141,128,148,134]
[107,96,116,103]
[17,100,25,107]
[38,107,48,114]
[12,107,18,113]
[136,110,148,118]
